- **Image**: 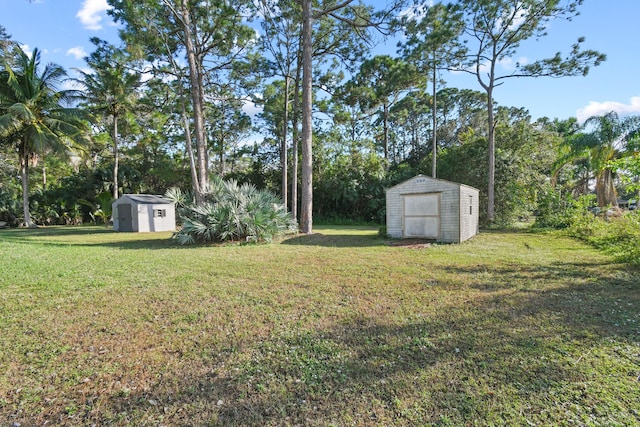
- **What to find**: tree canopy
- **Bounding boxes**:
[2,0,632,234]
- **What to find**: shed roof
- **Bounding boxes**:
[386,174,479,192]
[119,194,172,205]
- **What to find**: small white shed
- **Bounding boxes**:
[386,175,479,243]
[112,194,176,232]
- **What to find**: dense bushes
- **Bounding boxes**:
[535,192,640,265]
[568,210,640,266]
[533,185,577,229]
[167,177,297,245]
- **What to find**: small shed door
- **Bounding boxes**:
[117,203,134,232]
[403,193,440,239]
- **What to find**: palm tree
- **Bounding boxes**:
[0,46,90,227]
[556,112,640,208]
[75,39,141,199]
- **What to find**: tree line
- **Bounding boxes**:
[1,0,638,231]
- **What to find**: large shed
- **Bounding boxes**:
[386,175,479,243]
[112,194,176,232]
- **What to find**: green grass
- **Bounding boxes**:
[0,226,638,426]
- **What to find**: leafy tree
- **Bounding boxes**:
[75,38,141,199]
[0,47,90,227]
[341,55,419,161]
[0,25,16,56]
[388,90,431,163]
[543,117,591,197]
[610,134,640,199]
[431,88,487,149]
[208,96,252,176]
[453,0,606,223]
[568,112,640,207]
[438,107,556,225]
[398,1,464,177]
[299,0,400,233]
[257,0,303,211]
[108,0,256,199]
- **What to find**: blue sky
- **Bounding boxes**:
[2,0,639,123]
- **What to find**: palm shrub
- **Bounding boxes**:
[167,177,297,245]
[79,191,114,225]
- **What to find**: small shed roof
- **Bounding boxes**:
[119,194,172,204]
[386,175,478,192]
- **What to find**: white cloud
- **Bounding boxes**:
[398,1,433,22]
[576,96,640,123]
[76,0,111,30]
[20,44,32,56]
[242,99,263,118]
[66,46,87,60]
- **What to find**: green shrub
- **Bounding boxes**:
[167,177,297,245]
[568,207,640,265]
[535,192,640,265]
[534,186,576,229]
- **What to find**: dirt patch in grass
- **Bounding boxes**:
[388,238,433,249]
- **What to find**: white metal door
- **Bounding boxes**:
[403,193,440,238]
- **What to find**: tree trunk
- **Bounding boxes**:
[596,169,618,208]
[383,102,389,160]
[113,117,119,200]
[181,97,202,201]
[486,85,495,223]
[291,61,301,222]
[300,0,313,234]
[219,136,226,175]
[180,0,208,196]
[19,143,35,228]
[431,54,437,178]
[282,75,290,208]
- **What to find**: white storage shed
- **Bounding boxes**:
[386,175,479,243]
[112,194,176,232]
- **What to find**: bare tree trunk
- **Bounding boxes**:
[180,0,208,196]
[291,62,301,222]
[383,102,389,161]
[19,144,35,228]
[181,97,202,201]
[486,85,495,223]
[431,55,437,178]
[282,75,290,208]
[300,0,313,234]
[113,117,119,199]
[596,170,618,208]
[219,137,226,175]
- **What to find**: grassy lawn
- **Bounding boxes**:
[0,226,638,426]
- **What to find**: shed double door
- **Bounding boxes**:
[403,193,440,239]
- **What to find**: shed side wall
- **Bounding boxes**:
[112,200,120,230]
[458,186,480,242]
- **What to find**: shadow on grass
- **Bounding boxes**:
[281,232,388,248]
[0,226,185,250]
[2,226,390,250]
[28,260,638,426]
[0,225,113,237]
